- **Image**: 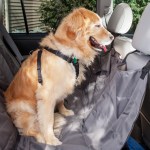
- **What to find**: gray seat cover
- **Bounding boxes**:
[0,51,18,150]
[126,3,150,148]
[0,31,19,77]
[0,89,18,150]
[2,4,150,150]
[16,51,148,150]
[0,30,19,150]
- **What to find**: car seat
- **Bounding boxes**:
[107,3,135,59]
[125,3,150,149]
[0,3,22,149]
[0,2,150,150]
[0,22,19,150]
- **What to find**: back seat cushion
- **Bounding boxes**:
[0,32,19,149]
[0,32,19,76]
[113,36,135,59]
[132,4,150,55]
[125,4,150,148]
[0,53,13,91]
[0,89,18,150]
[0,55,18,149]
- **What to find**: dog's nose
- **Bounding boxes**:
[109,35,114,40]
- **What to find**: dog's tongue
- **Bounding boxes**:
[99,44,107,52]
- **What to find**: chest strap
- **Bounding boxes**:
[37,48,79,85]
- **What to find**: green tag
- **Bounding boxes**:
[73,57,78,64]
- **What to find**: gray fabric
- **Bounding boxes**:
[140,74,150,149]
[113,36,135,59]
[0,89,18,150]
[16,51,148,150]
[0,32,19,77]
[0,53,13,90]
[126,52,150,70]
[0,54,18,149]
[107,3,133,34]
[0,24,23,64]
[0,29,20,150]
[132,3,150,55]
[84,68,147,150]
[126,4,150,148]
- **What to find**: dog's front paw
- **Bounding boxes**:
[46,136,62,146]
[61,109,74,116]
[36,134,45,144]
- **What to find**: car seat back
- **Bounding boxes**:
[0,4,19,148]
[107,3,134,59]
[0,30,20,78]
[0,24,23,64]
[107,3,133,34]
[125,4,150,148]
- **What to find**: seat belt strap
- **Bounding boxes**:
[37,50,43,85]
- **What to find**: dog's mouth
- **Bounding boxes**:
[89,36,107,53]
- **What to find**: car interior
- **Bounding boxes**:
[0,0,150,149]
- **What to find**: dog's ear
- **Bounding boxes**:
[66,8,86,40]
[66,26,77,40]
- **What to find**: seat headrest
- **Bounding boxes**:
[107,3,133,34]
[132,4,150,55]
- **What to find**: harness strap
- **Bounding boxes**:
[42,46,79,78]
[37,50,43,85]
[42,46,73,63]
[140,60,150,80]
[72,61,79,79]
[37,47,79,85]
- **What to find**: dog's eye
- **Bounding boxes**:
[95,25,101,28]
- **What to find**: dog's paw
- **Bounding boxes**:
[61,109,74,117]
[36,134,45,144]
[46,136,62,146]
[54,113,67,137]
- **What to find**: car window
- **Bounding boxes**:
[4,0,97,34]
[38,0,96,32]
[5,0,148,34]
[4,0,45,33]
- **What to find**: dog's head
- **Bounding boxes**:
[55,7,114,65]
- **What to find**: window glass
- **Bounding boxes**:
[8,0,26,33]
[113,0,150,33]
[5,0,46,33]
[39,0,96,32]
[24,0,45,33]
[5,0,97,33]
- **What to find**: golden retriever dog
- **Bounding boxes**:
[4,7,113,145]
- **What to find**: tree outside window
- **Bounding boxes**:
[39,0,96,32]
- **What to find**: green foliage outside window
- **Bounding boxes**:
[39,0,96,31]
[114,0,150,33]
[39,0,150,33]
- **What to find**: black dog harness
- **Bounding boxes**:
[37,47,79,85]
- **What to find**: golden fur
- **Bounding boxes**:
[4,7,113,145]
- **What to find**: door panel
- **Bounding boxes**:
[10,33,47,55]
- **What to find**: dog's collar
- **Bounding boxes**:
[37,47,79,85]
